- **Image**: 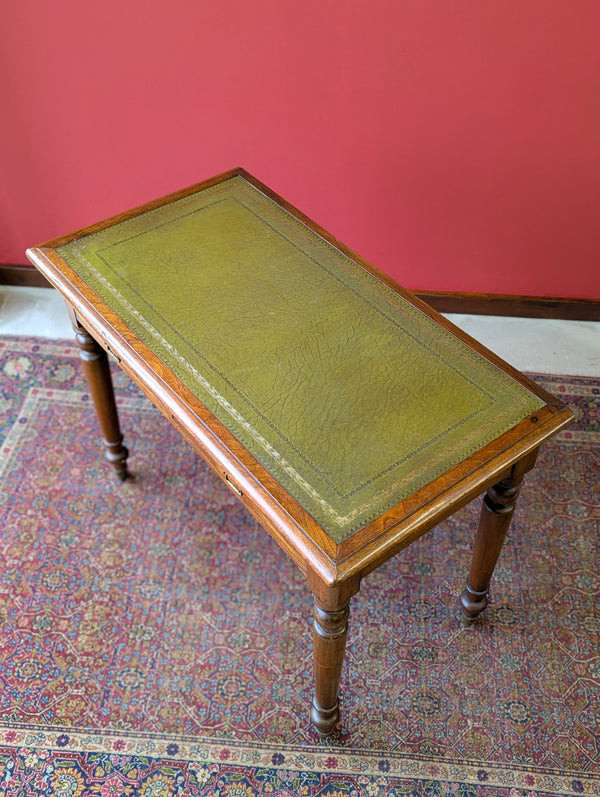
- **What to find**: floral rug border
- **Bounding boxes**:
[1,722,598,795]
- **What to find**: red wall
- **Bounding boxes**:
[2,1,600,299]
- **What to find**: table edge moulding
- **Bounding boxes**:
[26,167,574,738]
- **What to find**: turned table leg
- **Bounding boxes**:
[72,317,129,481]
[310,599,349,736]
[308,575,359,737]
[460,449,539,621]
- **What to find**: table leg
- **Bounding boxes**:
[72,318,129,481]
[310,598,349,737]
[308,575,359,738]
[460,449,539,621]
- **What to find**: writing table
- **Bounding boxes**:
[26,168,573,737]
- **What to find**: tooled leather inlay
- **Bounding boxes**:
[58,177,544,541]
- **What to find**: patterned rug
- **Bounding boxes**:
[0,335,598,796]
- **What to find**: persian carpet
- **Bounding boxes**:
[0,335,598,797]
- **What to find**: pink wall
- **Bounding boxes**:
[2,1,600,299]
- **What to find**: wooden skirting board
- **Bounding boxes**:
[0,263,598,322]
[1,264,51,289]
[418,291,600,322]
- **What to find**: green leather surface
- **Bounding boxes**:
[58,177,544,541]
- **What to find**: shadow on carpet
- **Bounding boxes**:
[0,336,598,796]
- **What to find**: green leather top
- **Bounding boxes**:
[58,176,544,542]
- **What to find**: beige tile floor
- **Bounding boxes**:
[0,285,598,376]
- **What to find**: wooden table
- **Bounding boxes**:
[27,168,573,737]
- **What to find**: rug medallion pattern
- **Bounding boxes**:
[0,337,598,796]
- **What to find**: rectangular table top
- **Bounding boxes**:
[27,169,571,580]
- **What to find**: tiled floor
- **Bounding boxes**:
[0,284,599,376]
